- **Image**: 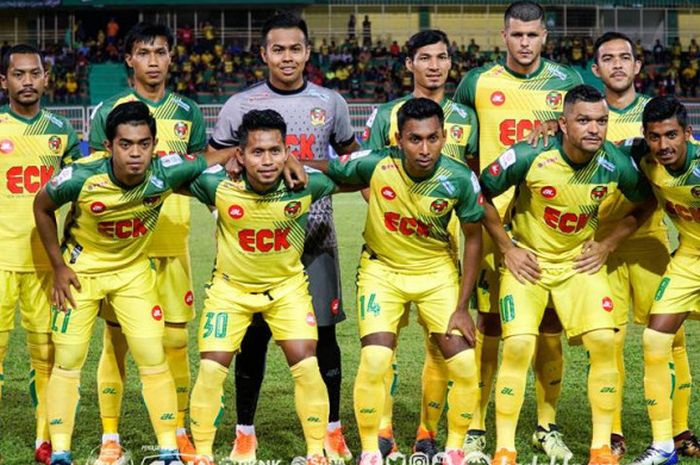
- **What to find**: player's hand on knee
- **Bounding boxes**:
[504,246,541,284]
[53,265,81,311]
[573,240,611,274]
[447,307,476,347]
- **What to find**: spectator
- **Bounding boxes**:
[106,17,119,45]
[347,14,356,41]
[202,21,216,51]
[178,24,194,48]
[362,15,371,47]
[389,41,400,57]
[653,39,665,64]
[690,38,699,58]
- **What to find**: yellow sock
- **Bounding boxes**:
[420,336,448,436]
[583,330,618,448]
[27,332,54,443]
[0,331,9,403]
[97,325,128,435]
[190,359,228,457]
[378,351,398,431]
[671,327,691,436]
[444,349,478,449]
[612,325,627,435]
[47,367,81,451]
[291,357,329,456]
[474,329,499,432]
[164,326,190,429]
[643,328,675,443]
[495,335,536,451]
[354,345,393,452]
[534,332,563,428]
[140,362,178,449]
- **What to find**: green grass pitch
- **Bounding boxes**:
[0,193,698,464]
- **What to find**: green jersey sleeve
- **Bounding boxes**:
[455,170,486,223]
[187,103,208,153]
[480,141,540,197]
[608,144,653,203]
[327,149,385,186]
[153,153,208,190]
[45,164,92,206]
[188,164,226,205]
[362,105,391,150]
[454,66,483,107]
[464,105,479,158]
[88,102,109,151]
[307,172,338,202]
[62,124,83,167]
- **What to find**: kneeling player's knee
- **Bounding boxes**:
[445,349,477,382]
[501,335,536,368]
[582,329,615,358]
[358,345,394,382]
[54,342,90,370]
[128,336,166,367]
[642,328,674,361]
[163,325,188,350]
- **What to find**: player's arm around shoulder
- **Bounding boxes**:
[323,147,390,188]
[179,164,227,206]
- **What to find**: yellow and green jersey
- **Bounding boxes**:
[637,140,700,255]
[480,135,652,263]
[89,89,207,256]
[596,94,668,251]
[45,153,207,275]
[0,105,81,271]
[188,168,337,293]
[327,147,485,272]
[454,59,583,213]
[362,94,478,162]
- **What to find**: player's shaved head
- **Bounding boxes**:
[105,101,157,142]
[237,109,287,149]
[397,97,445,134]
[504,1,545,27]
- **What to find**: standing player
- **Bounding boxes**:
[208,12,358,463]
[0,44,81,465]
[308,98,484,465]
[627,97,700,465]
[33,101,232,465]
[188,109,335,465]
[361,29,478,457]
[454,1,583,459]
[88,23,207,462]
[479,85,655,465]
[590,32,696,459]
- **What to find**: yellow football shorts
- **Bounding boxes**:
[0,269,52,333]
[607,247,670,326]
[356,251,461,338]
[101,254,194,325]
[649,250,700,319]
[51,260,164,345]
[198,272,318,353]
[499,263,616,340]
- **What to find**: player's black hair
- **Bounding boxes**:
[1,44,42,75]
[124,22,174,55]
[593,31,637,63]
[563,84,605,108]
[643,96,688,130]
[406,30,450,60]
[237,109,287,148]
[261,12,309,45]
[397,97,445,133]
[504,1,545,26]
[105,101,157,142]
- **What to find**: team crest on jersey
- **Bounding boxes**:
[310,108,326,126]
[173,121,189,140]
[590,185,608,201]
[143,195,161,207]
[490,91,506,106]
[284,200,302,218]
[48,136,63,154]
[692,186,700,198]
[0,139,14,154]
[430,199,449,215]
[545,91,563,110]
[450,125,464,143]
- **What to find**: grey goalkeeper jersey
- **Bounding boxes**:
[210,80,356,252]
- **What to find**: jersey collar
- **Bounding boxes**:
[557,134,596,171]
[608,93,643,115]
[501,57,545,80]
[400,152,444,183]
[243,172,284,195]
[132,88,171,108]
[266,79,308,96]
[107,157,149,190]
[3,104,43,124]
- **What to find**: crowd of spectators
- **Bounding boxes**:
[4,16,700,105]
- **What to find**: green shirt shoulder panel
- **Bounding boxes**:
[88,90,133,150]
[362,98,404,149]
[45,158,106,205]
[151,153,208,191]
[188,164,227,205]
[440,156,485,223]
[454,62,494,106]
[603,141,652,202]
[327,147,391,185]
[307,172,337,201]
[480,138,550,196]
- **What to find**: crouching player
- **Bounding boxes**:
[32,101,233,465]
[306,97,484,465]
[187,109,334,465]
